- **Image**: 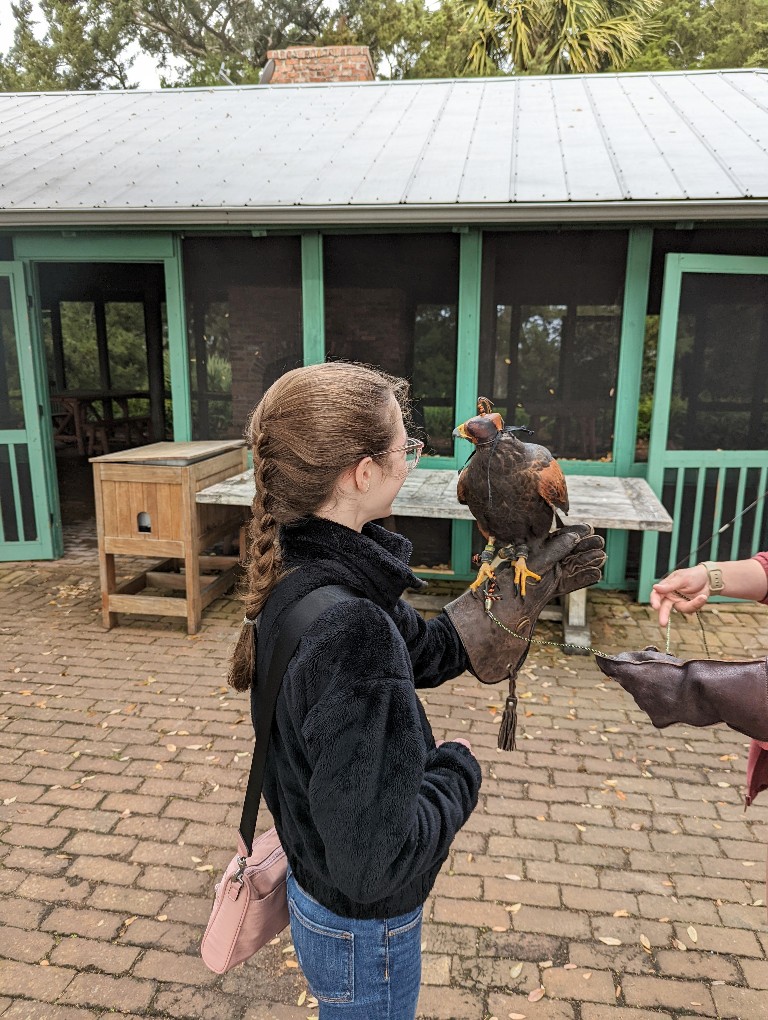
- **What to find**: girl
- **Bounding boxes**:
[228,361,482,1019]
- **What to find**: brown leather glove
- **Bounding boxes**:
[444,524,606,685]
[594,648,768,741]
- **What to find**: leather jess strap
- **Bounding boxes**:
[239,583,358,855]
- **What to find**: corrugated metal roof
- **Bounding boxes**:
[0,69,767,226]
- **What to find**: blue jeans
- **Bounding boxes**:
[286,870,423,1019]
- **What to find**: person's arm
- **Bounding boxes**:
[301,602,481,904]
[390,599,469,689]
[651,556,768,627]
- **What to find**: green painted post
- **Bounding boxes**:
[604,227,653,588]
[449,230,483,580]
[302,232,325,365]
[164,237,192,442]
[638,253,683,601]
[6,260,62,558]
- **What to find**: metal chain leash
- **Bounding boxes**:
[485,593,712,662]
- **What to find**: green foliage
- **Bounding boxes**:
[461,0,664,76]
[625,0,768,72]
[0,0,137,90]
[322,0,475,79]
[130,0,330,86]
[43,301,149,394]
[2,0,766,90]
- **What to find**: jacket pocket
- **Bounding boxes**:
[288,899,354,1003]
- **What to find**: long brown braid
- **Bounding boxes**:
[228,361,411,692]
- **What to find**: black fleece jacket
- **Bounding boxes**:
[252,516,482,920]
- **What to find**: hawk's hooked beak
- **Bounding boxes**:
[452,423,470,440]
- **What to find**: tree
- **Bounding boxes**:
[625,0,768,72]
[322,0,475,80]
[461,0,664,76]
[127,0,330,85]
[0,0,137,90]
[0,0,331,91]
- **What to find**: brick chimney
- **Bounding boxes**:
[265,46,375,84]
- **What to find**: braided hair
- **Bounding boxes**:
[228,361,410,691]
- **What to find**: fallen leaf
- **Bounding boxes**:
[508,903,522,914]
[156,915,168,922]
[582,971,592,979]
[508,1014,527,1019]
[39,960,49,967]
[673,939,687,952]
[195,865,214,872]
[640,934,651,952]
[492,926,507,932]
[539,960,552,969]
[124,916,137,926]
[297,991,306,1006]
[563,963,577,970]
[268,937,280,945]
[2,797,17,806]
[687,925,698,943]
[528,988,545,1003]
[285,960,299,968]
[598,937,622,946]
[613,910,629,918]
[510,962,523,979]
[165,744,177,752]
[505,874,522,881]
[186,744,203,750]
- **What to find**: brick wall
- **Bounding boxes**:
[266,46,375,84]
[228,285,303,435]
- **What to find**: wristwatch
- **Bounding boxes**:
[699,560,725,594]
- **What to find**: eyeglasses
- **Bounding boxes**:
[370,437,424,474]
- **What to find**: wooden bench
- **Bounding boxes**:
[196,469,672,650]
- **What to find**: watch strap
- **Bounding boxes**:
[699,560,725,593]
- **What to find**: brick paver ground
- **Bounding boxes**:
[2,517,768,1019]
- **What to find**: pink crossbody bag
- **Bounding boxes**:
[200,584,357,973]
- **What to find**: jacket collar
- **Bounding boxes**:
[281,516,426,612]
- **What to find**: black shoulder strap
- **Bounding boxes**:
[239,583,358,854]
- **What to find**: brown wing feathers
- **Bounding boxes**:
[536,459,569,515]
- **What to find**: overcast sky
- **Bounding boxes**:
[0,0,167,88]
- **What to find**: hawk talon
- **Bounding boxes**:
[514,556,541,598]
[469,560,496,592]
[469,536,497,592]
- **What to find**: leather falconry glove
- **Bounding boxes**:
[594,648,768,742]
[444,524,605,750]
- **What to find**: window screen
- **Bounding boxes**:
[479,231,628,461]
[184,237,303,440]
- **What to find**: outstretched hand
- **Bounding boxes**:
[650,566,709,627]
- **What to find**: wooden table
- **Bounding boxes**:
[52,390,151,455]
[197,469,673,650]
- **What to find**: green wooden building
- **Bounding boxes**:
[1,61,767,597]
